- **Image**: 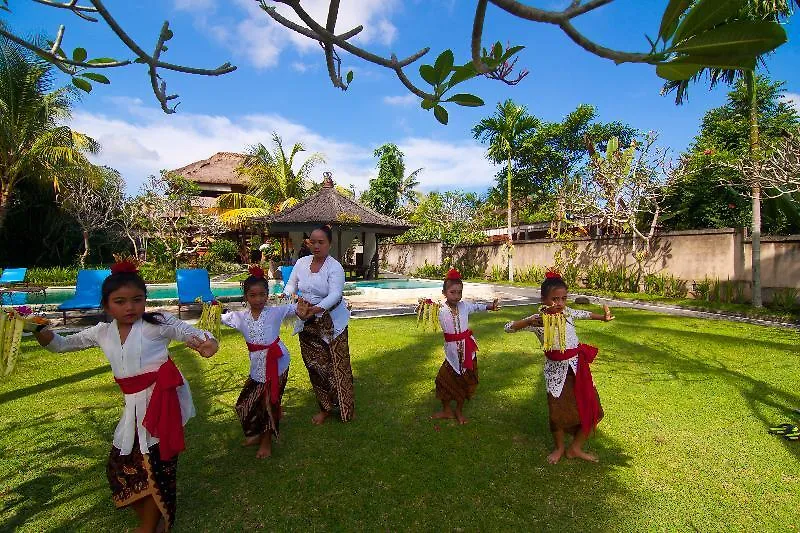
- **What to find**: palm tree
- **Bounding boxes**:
[215,133,325,226]
[472,99,539,281]
[0,36,99,231]
[662,0,798,307]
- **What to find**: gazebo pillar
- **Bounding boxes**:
[362,231,377,278]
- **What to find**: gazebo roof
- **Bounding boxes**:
[264,173,410,234]
[171,152,247,186]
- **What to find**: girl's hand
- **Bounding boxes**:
[527,315,543,327]
[188,333,218,358]
[488,298,500,311]
[307,305,325,316]
[602,305,615,322]
[295,298,310,319]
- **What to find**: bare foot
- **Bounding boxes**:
[241,435,260,447]
[311,410,330,425]
[547,447,565,464]
[430,410,455,420]
[566,447,599,462]
[256,435,272,459]
[455,413,469,425]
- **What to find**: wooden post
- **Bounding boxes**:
[337,227,342,262]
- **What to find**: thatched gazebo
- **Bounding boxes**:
[262,172,410,279]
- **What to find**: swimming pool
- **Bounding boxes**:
[2,278,440,306]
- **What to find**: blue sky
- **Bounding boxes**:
[7,1,800,195]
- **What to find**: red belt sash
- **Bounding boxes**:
[247,339,283,405]
[443,329,478,371]
[545,343,600,436]
[115,358,184,461]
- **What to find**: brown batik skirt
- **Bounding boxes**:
[235,369,289,437]
[435,358,479,403]
[547,368,604,434]
[298,313,355,421]
[106,439,177,530]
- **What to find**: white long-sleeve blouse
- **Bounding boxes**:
[439,301,487,375]
[221,304,296,381]
[284,254,350,341]
[504,307,592,398]
[45,312,212,455]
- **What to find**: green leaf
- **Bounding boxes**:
[655,61,702,81]
[419,64,438,86]
[669,21,787,57]
[498,45,525,63]
[433,50,455,83]
[673,0,745,44]
[346,70,354,84]
[87,57,118,64]
[164,28,174,41]
[421,99,436,110]
[72,47,87,63]
[447,64,477,89]
[663,54,756,72]
[491,41,502,60]
[445,93,484,107]
[80,72,111,84]
[134,57,147,64]
[72,77,92,93]
[658,0,692,42]
[433,105,449,125]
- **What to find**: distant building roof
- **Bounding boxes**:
[170,152,247,186]
[263,172,411,234]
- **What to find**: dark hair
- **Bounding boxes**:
[242,275,269,294]
[442,278,463,292]
[311,225,333,243]
[101,271,163,325]
[541,276,569,299]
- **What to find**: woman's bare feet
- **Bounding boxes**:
[565,446,598,462]
[312,410,330,425]
[431,409,455,420]
[547,447,565,464]
[256,434,272,459]
[454,409,469,425]
[242,435,261,447]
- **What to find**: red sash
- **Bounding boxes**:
[443,329,478,371]
[545,343,600,436]
[247,339,283,405]
[115,358,185,461]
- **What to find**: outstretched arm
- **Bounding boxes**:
[588,305,614,322]
[504,314,543,332]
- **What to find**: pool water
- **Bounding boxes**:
[2,278,439,306]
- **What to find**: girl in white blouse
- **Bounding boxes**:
[32,261,217,532]
[284,225,355,425]
[221,265,301,459]
[505,271,613,465]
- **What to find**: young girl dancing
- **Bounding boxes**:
[505,270,613,464]
[431,268,498,424]
[221,265,302,459]
[32,259,218,532]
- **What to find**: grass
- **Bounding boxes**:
[1,307,799,531]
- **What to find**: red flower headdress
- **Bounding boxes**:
[111,254,140,275]
[445,268,462,281]
[248,264,265,279]
[545,267,562,280]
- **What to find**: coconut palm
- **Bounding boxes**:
[662,0,799,306]
[0,36,99,231]
[473,99,539,281]
[214,133,325,226]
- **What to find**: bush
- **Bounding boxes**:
[412,261,448,279]
[769,287,799,312]
[488,265,506,282]
[209,239,239,263]
[138,262,176,283]
[24,266,79,286]
[514,264,547,283]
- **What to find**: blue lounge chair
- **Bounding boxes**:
[280,266,298,296]
[0,267,27,286]
[176,269,214,318]
[59,269,111,323]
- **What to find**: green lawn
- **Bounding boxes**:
[1,307,799,531]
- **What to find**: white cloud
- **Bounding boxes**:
[291,62,312,73]
[174,0,400,69]
[781,92,800,112]
[70,99,497,195]
[383,94,417,106]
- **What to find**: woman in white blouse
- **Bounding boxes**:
[284,225,354,424]
[32,263,217,532]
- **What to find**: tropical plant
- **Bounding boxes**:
[0,36,99,232]
[473,99,539,281]
[660,0,799,307]
[361,144,422,216]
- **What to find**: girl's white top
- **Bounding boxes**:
[45,312,213,455]
[439,300,487,375]
[504,307,592,398]
[284,254,350,341]
[221,304,296,381]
